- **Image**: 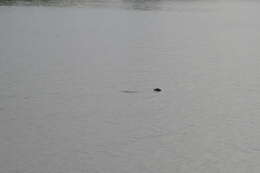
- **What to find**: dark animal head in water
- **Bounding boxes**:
[153,88,162,92]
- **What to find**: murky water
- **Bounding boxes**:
[1,1,260,173]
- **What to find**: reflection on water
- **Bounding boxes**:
[0,0,81,6]
[0,0,200,10]
[122,0,166,10]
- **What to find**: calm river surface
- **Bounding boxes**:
[1,0,260,172]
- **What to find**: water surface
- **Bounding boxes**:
[1,1,260,173]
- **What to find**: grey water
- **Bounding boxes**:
[1,0,260,172]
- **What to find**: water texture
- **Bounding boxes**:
[1,1,260,173]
